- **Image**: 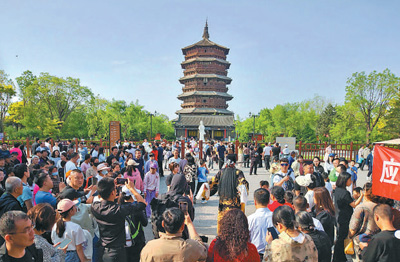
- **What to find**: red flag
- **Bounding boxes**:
[372,145,400,201]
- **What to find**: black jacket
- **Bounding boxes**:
[91,200,146,248]
[307,230,332,262]
[0,193,23,218]
[0,243,43,262]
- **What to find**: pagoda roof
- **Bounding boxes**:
[178,91,233,100]
[174,114,234,127]
[179,74,232,84]
[181,57,230,66]
[176,107,234,115]
[182,21,229,55]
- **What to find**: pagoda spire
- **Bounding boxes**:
[202,19,209,39]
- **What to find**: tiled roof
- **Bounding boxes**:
[174,114,235,127]
[181,57,230,66]
[177,91,233,100]
[179,74,232,84]
[182,38,229,55]
[176,108,234,115]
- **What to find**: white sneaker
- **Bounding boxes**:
[201,200,207,204]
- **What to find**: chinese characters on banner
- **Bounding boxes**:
[109,121,121,148]
[372,145,400,201]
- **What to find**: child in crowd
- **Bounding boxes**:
[353,187,362,201]
[196,159,209,204]
[321,172,333,196]
[143,162,160,218]
[350,160,358,186]
[260,180,269,191]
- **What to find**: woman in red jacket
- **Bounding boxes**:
[207,209,259,262]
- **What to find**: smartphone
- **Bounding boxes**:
[116,178,128,185]
[179,201,188,215]
[267,227,279,240]
[57,238,72,249]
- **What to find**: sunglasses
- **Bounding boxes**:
[280,163,289,167]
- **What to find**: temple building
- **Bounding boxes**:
[174,22,235,140]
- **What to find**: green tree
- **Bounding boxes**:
[316,104,337,141]
[345,69,400,143]
[0,70,16,132]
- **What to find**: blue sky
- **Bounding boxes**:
[1,0,399,120]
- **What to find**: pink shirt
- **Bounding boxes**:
[143,171,160,193]
[124,170,144,192]
[80,162,91,175]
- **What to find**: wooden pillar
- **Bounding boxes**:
[181,139,185,159]
[350,141,354,161]
[26,137,30,158]
[199,140,203,159]
[298,141,302,156]
[100,139,103,147]
[75,138,78,152]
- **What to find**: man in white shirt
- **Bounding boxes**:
[65,153,79,173]
[91,144,99,158]
[248,188,274,259]
[263,142,272,171]
[273,158,295,191]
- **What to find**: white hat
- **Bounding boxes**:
[127,159,139,166]
[121,185,141,201]
[97,163,110,171]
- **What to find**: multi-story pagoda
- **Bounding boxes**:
[174,22,235,140]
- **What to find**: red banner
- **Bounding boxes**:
[372,145,400,201]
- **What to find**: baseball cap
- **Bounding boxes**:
[150,162,158,169]
[57,199,79,213]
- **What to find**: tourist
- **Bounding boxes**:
[65,152,79,173]
[272,158,295,191]
[296,211,332,262]
[360,144,370,171]
[58,169,93,202]
[52,199,89,262]
[80,154,91,175]
[333,172,363,262]
[361,204,400,262]
[50,150,61,167]
[124,159,144,192]
[248,188,273,260]
[217,141,226,170]
[267,186,292,212]
[264,205,318,262]
[0,177,23,218]
[28,203,65,261]
[91,177,146,261]
[271,142,280,160]
[348,182,381,261]
[133,149,145,180]
[208,209,259,262]
[292,155,304,177]
[249,146,258,175]
[196,159,209,203]
[9,143,22,164]
[312,187,336,244]
[243,144,250,168]
[13,164,32,212]
[156,142,164,177]
[34,173,56,208]
[183,154,197,196]
[263,142,272,170]
[144,153,158,174]
[0,211,43,261]
[165,162,179,188]
[91,144,99,158]
[324,153,335,172]
[118,186,147,262]
[78,142,88,164]
[217,160,242,223]
[141,208,207,262]
[293,195,325,231]
[295,173,317,209]
[143,162,160,218]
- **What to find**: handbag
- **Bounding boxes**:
[344,237,354,255]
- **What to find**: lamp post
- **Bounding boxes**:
[149,111,157,140]
[249,112,258,142]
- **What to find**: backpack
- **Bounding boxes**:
[150,195,179,239]
[183,164,197,183]
[125,214,141,247]
[275,171,295,191]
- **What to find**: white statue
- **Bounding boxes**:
[198,120,205,141]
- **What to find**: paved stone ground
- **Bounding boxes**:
[143,163,370,244]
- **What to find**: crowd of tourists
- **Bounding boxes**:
[0,138,398,262]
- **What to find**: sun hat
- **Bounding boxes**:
[97,163,111,171]
[57,198,79,213]
[127,159,139,166]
